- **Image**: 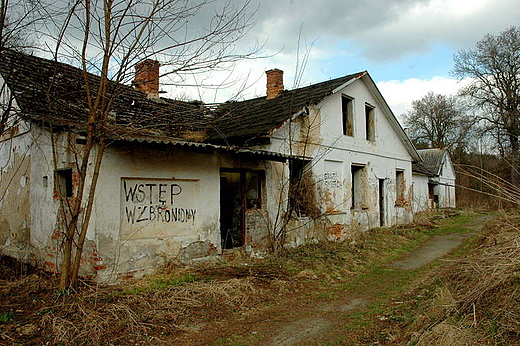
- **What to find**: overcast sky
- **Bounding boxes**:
[168,0,519,120]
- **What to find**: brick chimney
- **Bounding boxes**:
[266,68,284,99]
[134,59,160,98]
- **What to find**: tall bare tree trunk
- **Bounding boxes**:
[70,140,105,285]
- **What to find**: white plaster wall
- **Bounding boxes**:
[431,154,456,208]
[0,76,37,261]
[313,77,414,228]
[317,79,412,163]
[92,144,219,281]
[2,116,284,282]
[91,143,278,281]
[29,127,59,248]
[439,154,456,208]
[412,173,430,213]
[0,126,33,259]
[0,78,73,269]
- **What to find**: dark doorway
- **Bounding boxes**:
[379,179,385,227]
[220,170,262,250]
[220,172,244,249]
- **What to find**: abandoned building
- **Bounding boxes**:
[412,148,457,211]
[0,49,453,282]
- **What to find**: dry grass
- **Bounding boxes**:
[389,212,520,345]
[0,264,266,345]
[416,321,480,346]
[0,210,491,345]
[439,214,520,342]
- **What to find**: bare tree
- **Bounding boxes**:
[404,92,474,153]
[453,26,520,184]
[40,0,258,289]
[0,0,48,52]
[1,0,51,136]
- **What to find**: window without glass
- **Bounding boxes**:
[289,159,314,216]
[365,103,375,141]
[56,168,73,198]
[351,165,365,209]
[342,95,354,136]
[395,170,405,204]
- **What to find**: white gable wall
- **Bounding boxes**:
[318,79,412,162]
[265,76,415,241]
[436,153,456,208]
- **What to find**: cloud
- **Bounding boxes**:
[376,76,472,121]
[240,0,520,62]
[356,0,520,61]
[134,0,520,103]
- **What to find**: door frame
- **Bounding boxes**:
[219,168,263,249]
[378,178,385,227]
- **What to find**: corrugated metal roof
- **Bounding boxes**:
[111,134,310,162]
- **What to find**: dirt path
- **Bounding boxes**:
[391,214,492,271]
[390,232,473,270]
[182,213,492,346]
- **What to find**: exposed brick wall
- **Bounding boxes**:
[245,209,269,249]
[48,162,101,278]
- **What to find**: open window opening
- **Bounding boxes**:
[395,170,405,205]
[365,103,375,141]
[351,164,366,209]
[289,159,315,217]
[342,95,354,136]
[220,169,263,250]
[55,168,73,198]
[427,182,434,208]
[378,179,385,226]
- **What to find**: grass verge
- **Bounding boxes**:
[0,209,487,345]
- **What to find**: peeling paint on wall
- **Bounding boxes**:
[0,145,32,260]
[178,241,217,263]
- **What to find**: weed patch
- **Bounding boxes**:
[0,311,14,323]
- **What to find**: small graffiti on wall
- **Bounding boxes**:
[121,178,198,239]
[323,172,342,189]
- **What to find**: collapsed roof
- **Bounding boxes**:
[0,50,365,146]
[0,49,207,139]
